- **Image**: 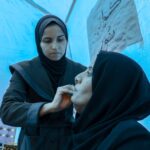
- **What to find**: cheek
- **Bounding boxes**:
[72,85,92,105]
[59,46,66,53]
[59,42,67,51]
[84,79,92,93]
[82,80,92,102]
[41,44,53,56]
[40,43,48,52]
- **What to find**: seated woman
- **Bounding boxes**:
[70,51,150,150]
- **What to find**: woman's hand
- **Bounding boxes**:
[52,85,75,111]
[39,85,74,116]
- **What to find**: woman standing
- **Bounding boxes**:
[0,15,86,150]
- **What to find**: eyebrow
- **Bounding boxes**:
[42,35,65,38]
[58,35,65,38]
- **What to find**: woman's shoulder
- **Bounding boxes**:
[104,120,150,149]
[109,119,150,141]
[97,120,150,150]
[9,57,40,74]
[114,119,150,134]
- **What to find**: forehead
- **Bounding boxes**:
[43,24,64,35]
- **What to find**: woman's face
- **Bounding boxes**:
[40,24,67,61]
[71,67,93,113]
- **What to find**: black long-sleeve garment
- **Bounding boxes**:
[0,57,85,150]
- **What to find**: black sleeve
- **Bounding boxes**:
[0,71,45,127]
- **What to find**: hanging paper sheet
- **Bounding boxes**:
[87,0,143,63]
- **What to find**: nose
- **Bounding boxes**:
[51,41,57,50]
[75,75,82,85]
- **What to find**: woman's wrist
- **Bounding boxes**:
[39,102,57,117]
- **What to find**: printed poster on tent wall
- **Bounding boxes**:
[87,0,143,63]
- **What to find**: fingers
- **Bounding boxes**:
[61,85,75,91]
[57,85,75,95]
[52,85,74,112]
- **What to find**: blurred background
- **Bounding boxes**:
[0,0,150,146]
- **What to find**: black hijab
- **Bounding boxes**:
[73,51,150,150]
[35,14,68,91]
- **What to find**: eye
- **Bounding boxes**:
[87,67,93,76]
[42,38,52,43]
[57,38,64,42]
[75,76,82,85]
[57,37,65,42]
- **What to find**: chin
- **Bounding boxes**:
[49,57,60,61]
[46,54,61,61]
[71,95,79,104]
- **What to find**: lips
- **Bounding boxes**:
[50,53,59,55]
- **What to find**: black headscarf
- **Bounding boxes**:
[73,51,150,150]
[35,14,68,91]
